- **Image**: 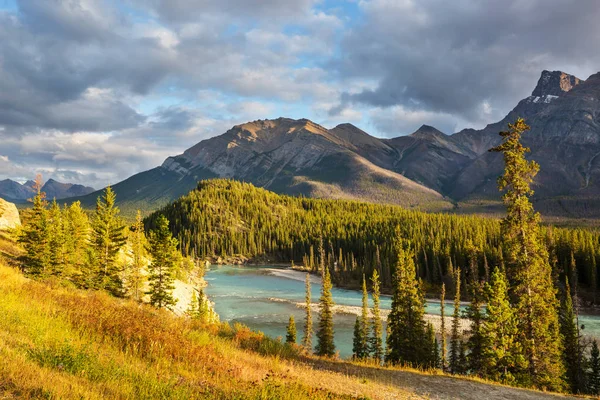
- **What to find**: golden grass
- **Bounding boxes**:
[0,262,420,400]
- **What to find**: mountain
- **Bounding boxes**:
[0,178,95,202]
[76,69,600,219]
[79,118,452,213]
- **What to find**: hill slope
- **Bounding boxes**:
[0,241,572,399]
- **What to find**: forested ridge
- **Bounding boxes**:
[147,178,600,300]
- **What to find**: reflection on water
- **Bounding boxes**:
[204,265,600,359]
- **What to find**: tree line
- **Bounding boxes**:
[17,176,215,320]
[282,119,600,395]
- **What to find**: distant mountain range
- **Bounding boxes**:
[70,69,600,218]
[0,179,95,203]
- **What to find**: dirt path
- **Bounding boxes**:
[304,358,576,400]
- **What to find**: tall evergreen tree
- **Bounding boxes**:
[315,264,335,357]
[386,238,429,367]
[91,186,126,295]
[47,199,66,276]
[19,175,49,276]
[369,269,384,363]
[449,268,462,374]
[359,274,370,357]
[490,118,564,391]
[465,281,485,375]
[146,215,178,309]
[63,201,90,282]
[128,210,147,301]
[588,340,600,395]
[440,283,447,371]
[353,317,363,359]
[286,315,297,344]
[302,273,313,349]
[481,267,524,384]
[560,277,582,393]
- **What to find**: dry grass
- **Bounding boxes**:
[0,262,419,399]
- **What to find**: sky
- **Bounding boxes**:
[1,0,599,188]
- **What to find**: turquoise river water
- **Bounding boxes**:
[204,265,600,359]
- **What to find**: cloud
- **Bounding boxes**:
[333,0,600,129]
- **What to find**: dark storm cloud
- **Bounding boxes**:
[334,0,600,128]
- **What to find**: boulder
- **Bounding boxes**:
[0,198,21,230]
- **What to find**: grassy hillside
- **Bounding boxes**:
[0,231,575,400]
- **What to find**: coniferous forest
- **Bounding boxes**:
[12,118,600,396]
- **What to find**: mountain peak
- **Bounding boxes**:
[411,125,446,138]
[531,70,582,97]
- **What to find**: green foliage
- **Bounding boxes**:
[18,179,50,276]
[286,315,297,344]
[440,283,447,371]
[449,268,462,374]
[588,340,600,395]
[465,282,485,375]
[481,267,524,384]
[127,210,147,301]
[560,278,583,393]
[302,273,313,350]
[490,118,564,391]
[146,215,178,309]
[369,269,384,363]
[386,237,431,368]
[91,186,126,295]
[315,265,335,357]
[352,275,370,359]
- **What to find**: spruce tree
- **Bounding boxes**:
[560,277,582,393]
[63,201,90,283]
[359,274,370,358]
[353,317,363,359]
[440,283,447,371]
[286,315,297,344]
[481,267,523,384]
[386,238,429,367]
[47,199,66,276]
[146,215,178,309]
[302,273,313,349]
[465,281,485,375]
[91,186,126,295]
[128,210,147,301]
[490,118,564,390]
[369,269,384,363]
[449,268,462,374]
[588,340,600,395]
[315,264,335,357]
[19,175,49,276]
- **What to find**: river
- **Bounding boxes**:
[204,265,600,359]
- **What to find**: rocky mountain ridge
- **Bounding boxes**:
[0,178,95,202]
[74,69,600,218]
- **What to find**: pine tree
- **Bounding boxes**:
[315,264,335,357]
[63,201,91,283]
[359,274,370,358]
[369,269,384,363]
[302,273,313,349]
[128,210,147,301]
[146,215,178,309]
[286,315,297,344]
[426,323,438,368]
[588,340,600,395]
[386,238,429,367]
[440,283,447,371]
[449,268,462,374]
[19,175,49,276]
[91,186,126,295]
[490,118,564,391]
[353,316,363,359]
[481,267,524,384]
[560,277,582,393]
[465,281,485,375]
[47,199,66,276]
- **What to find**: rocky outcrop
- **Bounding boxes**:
[0,198,21,230]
